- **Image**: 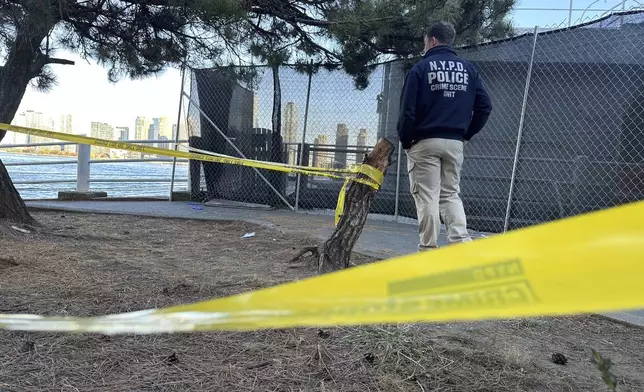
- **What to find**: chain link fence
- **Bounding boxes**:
[172,10,644,233]
[505,12,644,230]
[181,66,297,208]
[178,63,389,215]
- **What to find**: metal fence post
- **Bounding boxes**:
[503,25,539,233]
[76,143,91,192]
[185,70,193,197]
[394,141,402,220]
[295,61,313,211]
[169,64,187,201]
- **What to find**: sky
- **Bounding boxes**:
[7,0,642,144]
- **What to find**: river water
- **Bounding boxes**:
[1,152,188,200]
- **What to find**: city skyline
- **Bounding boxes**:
[4,99,371,147]
[2,109,189,160]
[5,97,371,171]
[2,109,181,145]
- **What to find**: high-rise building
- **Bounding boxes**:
[312,134,330,168]
[158,136,170,150]
[283,102,299,143]
[134,116,151,140]
[253,94,260,128]
[108,126,135,158]
[147,123,157,144]
[116,126,130,141]
[6,112,29,144]
[20,110,54,146]
[355,128,368,164]
[90,122,114,139]
[147,116,171,149]
[23,110,52,129]
[90,122,114,156]
[59,114,73,134]
[283,102,299,165]
[172,117,190,142]
[157,117,171,149]
[334,123,349,169]
[58,114,74,152]
[155,117,171,150]
[155,116,171,140]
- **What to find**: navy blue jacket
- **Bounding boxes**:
[397,45,493,149]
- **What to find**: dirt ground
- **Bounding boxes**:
[1,211,643,392]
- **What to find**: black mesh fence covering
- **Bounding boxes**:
[173,10,644,233]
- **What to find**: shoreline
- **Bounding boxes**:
[0,150,188,166]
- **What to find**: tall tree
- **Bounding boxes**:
[0,0,248,223]
[0,0,515,224]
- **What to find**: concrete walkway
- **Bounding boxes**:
[25,200,644,327]
[27,200,480,258]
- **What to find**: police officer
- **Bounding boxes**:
[397,21,493,251]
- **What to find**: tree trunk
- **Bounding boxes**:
[0,30,48,224]
[269,64,283,206]
[317,138,395,273]
[271,64,282,139]
[0,162,35,224]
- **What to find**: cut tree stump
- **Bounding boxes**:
[289,137,395,274]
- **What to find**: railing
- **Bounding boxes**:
[1,139,190,199]
[4,136,641,232]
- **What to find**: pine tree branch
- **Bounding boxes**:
[46,57,75,66]
[29,53,75,79]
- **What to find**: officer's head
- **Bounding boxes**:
[424,21,456,51]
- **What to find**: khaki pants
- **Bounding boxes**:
[406,138,471,249]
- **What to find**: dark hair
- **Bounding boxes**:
[424,21,456,46]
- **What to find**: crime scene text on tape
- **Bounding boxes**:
[0,124,383,190]
[0,200,642,334]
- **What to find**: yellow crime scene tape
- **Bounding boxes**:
[1,123,643,334]
[0,123,382,225]
[177,143,371,225]
[0,200,641,334]
[0,124,383,190]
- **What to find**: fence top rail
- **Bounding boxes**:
[3,160,78,166]
[89,158,189,162]
[1,141,77,148]
[310,146,373,154]
[286,142,375,148]
[0,139,190,149]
